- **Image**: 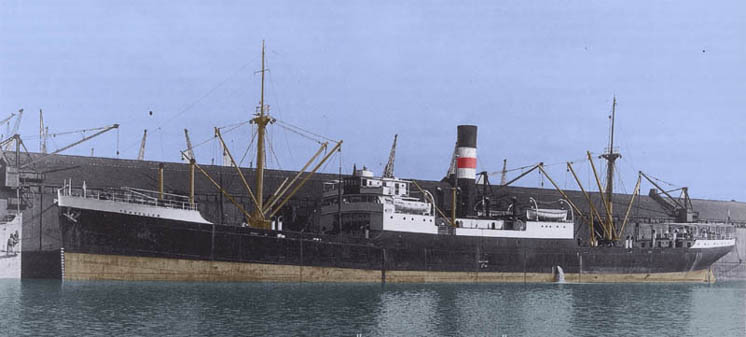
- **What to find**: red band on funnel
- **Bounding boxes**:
[457,157,477,169]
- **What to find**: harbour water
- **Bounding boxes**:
[1,280,744,336]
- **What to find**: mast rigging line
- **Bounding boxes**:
[115,58,259,157]
[275,123,324,145]
[275,119,335,143]
[238,126,258,167]
[187,122,255,155]
[23,125,116,139]
[489,156,589,176]
[646,173,679,188]
[217,120,252,134]
[266,127,282,170]
[152,60,258,133]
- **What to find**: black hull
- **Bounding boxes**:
[59,209,733,281]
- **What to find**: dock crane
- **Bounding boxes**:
[0,112,16,140]
[39,109,48,153]
[641,171,698,222]
[182,129,195,161]
[383,134,397,178]
[137,129,147,160]
[499,159,507,185]
[0,113,15,127]
[2,109,23,151]
[20,124,119,168]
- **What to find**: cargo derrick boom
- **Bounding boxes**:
[186,41,342,230]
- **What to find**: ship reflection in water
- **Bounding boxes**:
[2,280,745,336]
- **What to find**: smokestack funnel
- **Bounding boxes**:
[456,125,477,180]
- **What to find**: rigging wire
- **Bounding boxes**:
[238,125,258,167]
[617,168,627,195]
[159,131,165,162]
[186,120,253,159]
[646,173,679,187]
[211,134,216,166]
[112,58,257,159]
[153,60,257,133]
[281,123,296,167]
[319,149,339,174]
[265,55,283,122]
[274,123,322,145]
[275,119,335,143]
[563,165,568,189]
[218,120,251,134]
[500,155,590,176]
[539,169,544,188]
[190,134,217,151]
[267,128,282,170]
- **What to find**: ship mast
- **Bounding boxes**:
[600,97,621,230]
[252,40,274,228]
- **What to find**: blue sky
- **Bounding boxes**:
[1,1,745,201]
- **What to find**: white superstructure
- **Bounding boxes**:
[318,169,574,239]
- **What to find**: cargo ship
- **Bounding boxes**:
[56,125,736,283]
[56,45,736,283]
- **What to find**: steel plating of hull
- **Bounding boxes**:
[58,208,733,282]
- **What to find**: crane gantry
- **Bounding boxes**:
[383,134,397,178]
[182,129,195,162]
[2,109,23,151]
[137,129,147,161]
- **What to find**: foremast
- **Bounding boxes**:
[600,96,621,239]
[183,41,341,230]
[251,40,275,229]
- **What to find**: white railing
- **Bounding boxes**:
[59,179,198,211]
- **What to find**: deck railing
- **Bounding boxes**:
[59,181,198,211]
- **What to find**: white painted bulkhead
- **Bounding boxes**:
[383,213,439,234]
[690,239,736,249]
[454,220,573,239]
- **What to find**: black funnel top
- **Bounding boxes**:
[457,125,477,148]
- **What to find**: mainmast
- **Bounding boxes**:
[251,40,274,228]
[600,97,621,222]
